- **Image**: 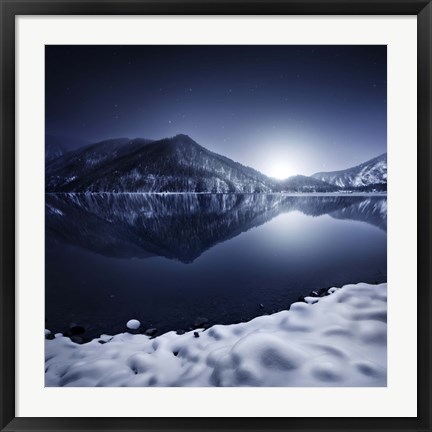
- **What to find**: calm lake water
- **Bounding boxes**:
[45,193,387,339]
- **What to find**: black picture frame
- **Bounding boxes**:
[1,1,431,431]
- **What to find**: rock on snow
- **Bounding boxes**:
[45,282,387,387]
[126,319,141,330]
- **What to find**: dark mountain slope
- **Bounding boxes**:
[46,134,275,193]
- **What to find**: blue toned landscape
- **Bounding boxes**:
[45,45,388,387]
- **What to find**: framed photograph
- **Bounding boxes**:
[1,1,431,431]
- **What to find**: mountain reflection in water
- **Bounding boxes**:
[45,193,387,339]
[46,193,386,263]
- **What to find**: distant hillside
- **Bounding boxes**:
[45,134,91,162]
[312,153,387,188]
[275,175,339,193]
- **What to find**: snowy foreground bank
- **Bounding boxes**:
[45,282,387,387]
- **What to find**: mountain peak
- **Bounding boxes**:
[173,133,193,140]
[157,134,207,155]
[168,134,201,148]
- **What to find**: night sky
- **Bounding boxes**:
[46,45,386,178]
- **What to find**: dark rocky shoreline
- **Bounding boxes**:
[46,285,342,345]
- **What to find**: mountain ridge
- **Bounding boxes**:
[312,153,387,189]
[45,134,92,162]
[46,134,386,193]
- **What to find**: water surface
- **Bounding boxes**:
[45,193,387,339]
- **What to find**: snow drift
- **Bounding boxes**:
[45,282,387,387]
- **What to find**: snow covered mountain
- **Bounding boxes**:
[46,134,276,193]
[46,134,385,193]
[312,153,387,189]
[46,137,153,190]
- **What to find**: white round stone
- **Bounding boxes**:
[126,319,141,330]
